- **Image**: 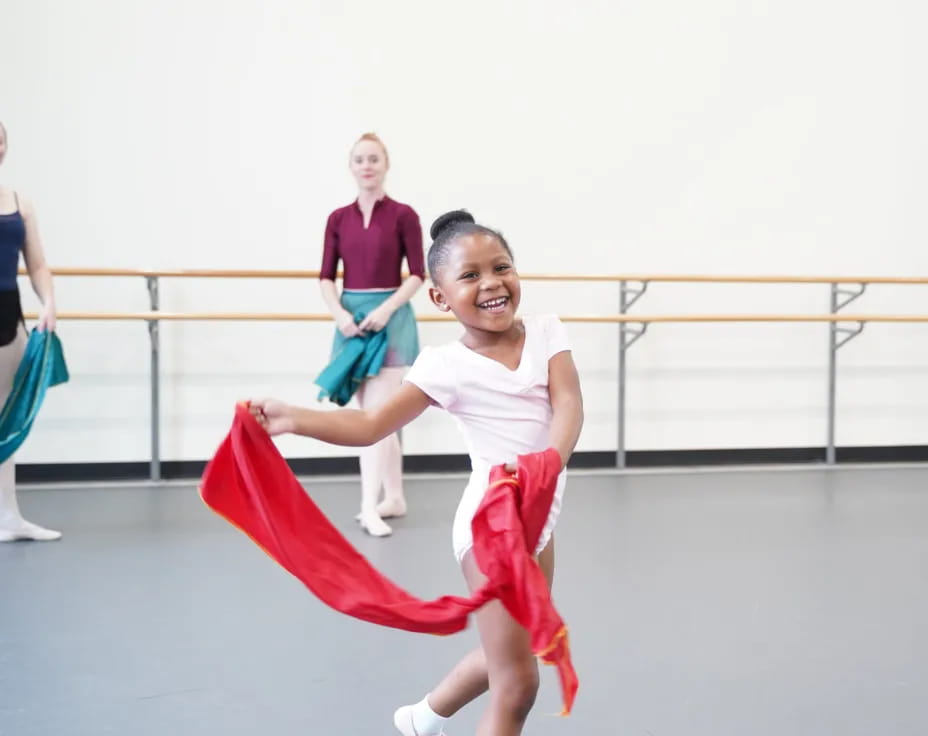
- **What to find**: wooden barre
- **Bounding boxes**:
[23,312,928,323]
[17,267,928,285]
[512,274,928,285]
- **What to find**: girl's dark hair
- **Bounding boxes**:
[426,210,514,281]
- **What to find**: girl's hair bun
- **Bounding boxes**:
[429,210,475,241]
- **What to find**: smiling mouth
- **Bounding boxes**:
[478,296,509,313]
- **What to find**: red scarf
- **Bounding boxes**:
[199,403,578,714]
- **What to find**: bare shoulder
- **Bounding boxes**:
[0,186,18,212]
[16,192,37,219]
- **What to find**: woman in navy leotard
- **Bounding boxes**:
[0,121,61,542]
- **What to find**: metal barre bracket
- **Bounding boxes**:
[832,282,867,351]
[835,321,865,350]
[835,282,867,311]
[623,322,649,349]
[621,280,649,311]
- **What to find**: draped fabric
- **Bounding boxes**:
[199,403,578,713]
[315,310,388,406]
[0,329,69,464]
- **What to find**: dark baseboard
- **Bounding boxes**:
[15,445,928,484]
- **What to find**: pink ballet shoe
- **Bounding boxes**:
[0,521,62,542]
[355,498,407,523]
[358,511,392,537]
[376,499,407,519]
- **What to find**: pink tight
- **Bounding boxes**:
[355,366,407,519]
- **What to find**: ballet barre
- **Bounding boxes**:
[21,266,928,285]
[21,311,928,322]
[20,268,928,478]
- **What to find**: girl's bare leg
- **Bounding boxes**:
[393,540,554,734]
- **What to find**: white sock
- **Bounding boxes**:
[411,694,447,735]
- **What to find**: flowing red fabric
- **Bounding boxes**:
[199,403,578,714]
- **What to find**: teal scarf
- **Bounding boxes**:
[0,329,69,464]
[315,313,387,406]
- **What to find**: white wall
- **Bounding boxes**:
[1,0,925,464]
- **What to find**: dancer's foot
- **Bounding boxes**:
[358,511,392,537]
[376,498,407,519]
[0,521,62,542]
[355,498,407,522]
[393,699,447,735]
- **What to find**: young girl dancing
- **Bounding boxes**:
[250,209,584,736]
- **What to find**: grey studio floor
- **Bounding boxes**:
[2,465,927,736]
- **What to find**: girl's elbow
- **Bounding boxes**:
[573,411,585,437]
[358,414,388,446]
[569,398,585,433]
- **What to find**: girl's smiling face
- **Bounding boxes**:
[429,232,521,333]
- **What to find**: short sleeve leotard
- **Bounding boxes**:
[404,314,572,561]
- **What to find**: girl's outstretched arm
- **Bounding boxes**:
[548,350,584,468]
[250,383,432,446]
